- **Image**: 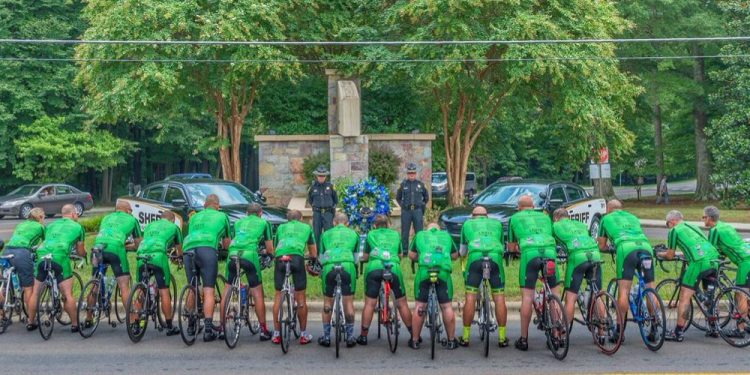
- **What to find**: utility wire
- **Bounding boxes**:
[1,36,750,46]
[0,54,748,64]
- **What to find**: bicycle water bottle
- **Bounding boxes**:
[534,292,543,309]
[149,284,157,301]
[629,285,638,302]
[240,285,247,305]
[11,272,20,291]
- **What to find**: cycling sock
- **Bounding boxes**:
[463,326,471,340]
[675,324,685,334]
[165,320,173,329]
[259,322,268,333]
[346,324,354,339]
[204,318,213,329]
[360,326,369,337]
[498,326,506,341]
[323,324,331,338]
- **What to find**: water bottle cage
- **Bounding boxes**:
[382,269,393,281]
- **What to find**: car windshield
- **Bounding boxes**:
[472,184,545,207]
[432,174,447,183]
[185,183,258,207]
[6,185,42,197]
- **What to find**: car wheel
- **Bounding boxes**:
[74,202,85,217]
[0,215,4,219]
[45,213,55,218]
[19,204,32,219]
[589,215,601,238]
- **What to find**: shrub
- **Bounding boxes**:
[79,215,104,233]
[368,146,401,187]
[302,152,330,183]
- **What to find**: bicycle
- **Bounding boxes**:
[36,253,83,340]
[0,247,29,333]
[529,256,570,360]
[277,255,304,354]
[223,250,269,349]
[177,250,225,346]
[376,260,400,353]
[331,265,346,358]
[475,252,498,358]
[76,244,123,338]
[569,259,622,355]
[125,254,178,343]
[423,267,447,360]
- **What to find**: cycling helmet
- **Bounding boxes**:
[306,257,322,276]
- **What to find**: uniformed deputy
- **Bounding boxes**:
[307,165,338,248]
[397,162,429,255]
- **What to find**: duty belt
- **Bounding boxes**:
[406,204,421,210]
[314,207,333,213]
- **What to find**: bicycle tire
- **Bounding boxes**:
[589,291,622,355]
[335,295,342,358]
[158,274,178,328]
[114,282,126,324]
[77,279,102,338]
[178,284,199,346]
[638,288,666,352]
[126,283,149,343]
[246,292,260,335]
[386,288,399,353]
[55,273,81,326]
[482,283,491,357]
[429,298,438,360]
[215,274,226,308]
[37,283,54,340]
[544,293,569,360]
[655,278,691,334]
[606,278,618,300]
[0,278,12,333]
[717,286,750,348]
[280,292,292,354]
[223,285,241,349]
[377,286,384,340]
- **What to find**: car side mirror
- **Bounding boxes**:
[171,199,186,208]
[539,192,547,199]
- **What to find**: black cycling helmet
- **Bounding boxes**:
[306,258,322,276]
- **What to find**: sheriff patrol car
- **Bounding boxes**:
[439,179,606,240]
[118,178,288,235]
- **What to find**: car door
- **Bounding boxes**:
[162,184,188,228]
[563,184,592,225]
[130,184,168,229]
[35,185,58,213]
[546,184,567,213]
[54,185,75,213]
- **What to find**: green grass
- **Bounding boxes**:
[624,194,750,223]
[74,235,686,302]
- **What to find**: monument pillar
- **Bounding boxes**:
[326,70,368,182]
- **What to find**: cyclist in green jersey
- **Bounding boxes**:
[597,199,654,340]
[135,210,183,336]
[1,207,45,330]
[89,200,142,327]
[552,208,602,328]
[27,204,87,332]
[662,210,720,342]
[356,214,413,346]
[317,213,359,348]
[271,210,318,345]
[219,203,273,341]
[704,206,750,336]
[458,206,508,348]
[507,195,560,351]
[408,223,459,350]
[182,194,232,342]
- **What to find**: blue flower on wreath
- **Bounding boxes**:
[340,177,391,231]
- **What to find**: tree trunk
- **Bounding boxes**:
[653,96,665,191]
[213,86,256,184]
[100,168,112,204]
[692,43,716,200]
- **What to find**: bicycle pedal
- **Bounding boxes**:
[110,323,116,328]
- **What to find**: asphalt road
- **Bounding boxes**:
[585,179,697,200]
[0,317,748,374]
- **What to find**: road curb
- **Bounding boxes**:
[640,219,750,231]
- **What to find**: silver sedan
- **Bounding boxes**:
[0,184,94,219]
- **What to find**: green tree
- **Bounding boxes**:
[13,116,134,182]
[351,0,639,205]
[77,0,304,183]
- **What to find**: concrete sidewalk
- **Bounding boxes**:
[640,219,750,231]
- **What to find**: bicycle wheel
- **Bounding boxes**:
[71,271,83,299]
[638,288,666,352]
[544,294,569,360]
[246,292,260,335]
[178,285,199,346]
[429,301,438,360]
[606,278,618,299]
[223,285,241,349]
[0,279,12,334]
[114,283,126,324]
[481,285,491,357]
[77,279,102,338]
[690,294,711,332]
[717,287,750,348]
[655,278,690,333]
[279,292,292,354]
[126,284,149,343]
[215,275,226,308]
[385,288,399,353]
[712,286,735,330]
[37,283,55,340]
[335,301,342,358]
[158,275,178,328]
[377,286,384,340]
[589,291,622,355]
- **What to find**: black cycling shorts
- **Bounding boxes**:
[465,260,504,292]
[323,268,353,298]
[138,263,168,289]
[227,258,262,288]
[620,250,655,283]
[92,251,129,278]
[183,247,218,288]
[35,261,68,284]
[365,269,405,299]
[523,257,558,290]
[416,279,450,304]
[4,247,34,288]
[274,255,307,291]
[567,261,602,294]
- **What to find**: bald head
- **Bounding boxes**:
[606,199,622,213]
[61,204,77,218]
[517,195,535,210]
[472,206,488,217]
[161,210,175,222]
[116,200,132,213]
[333,213,349,226]
[204,194,220,209]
